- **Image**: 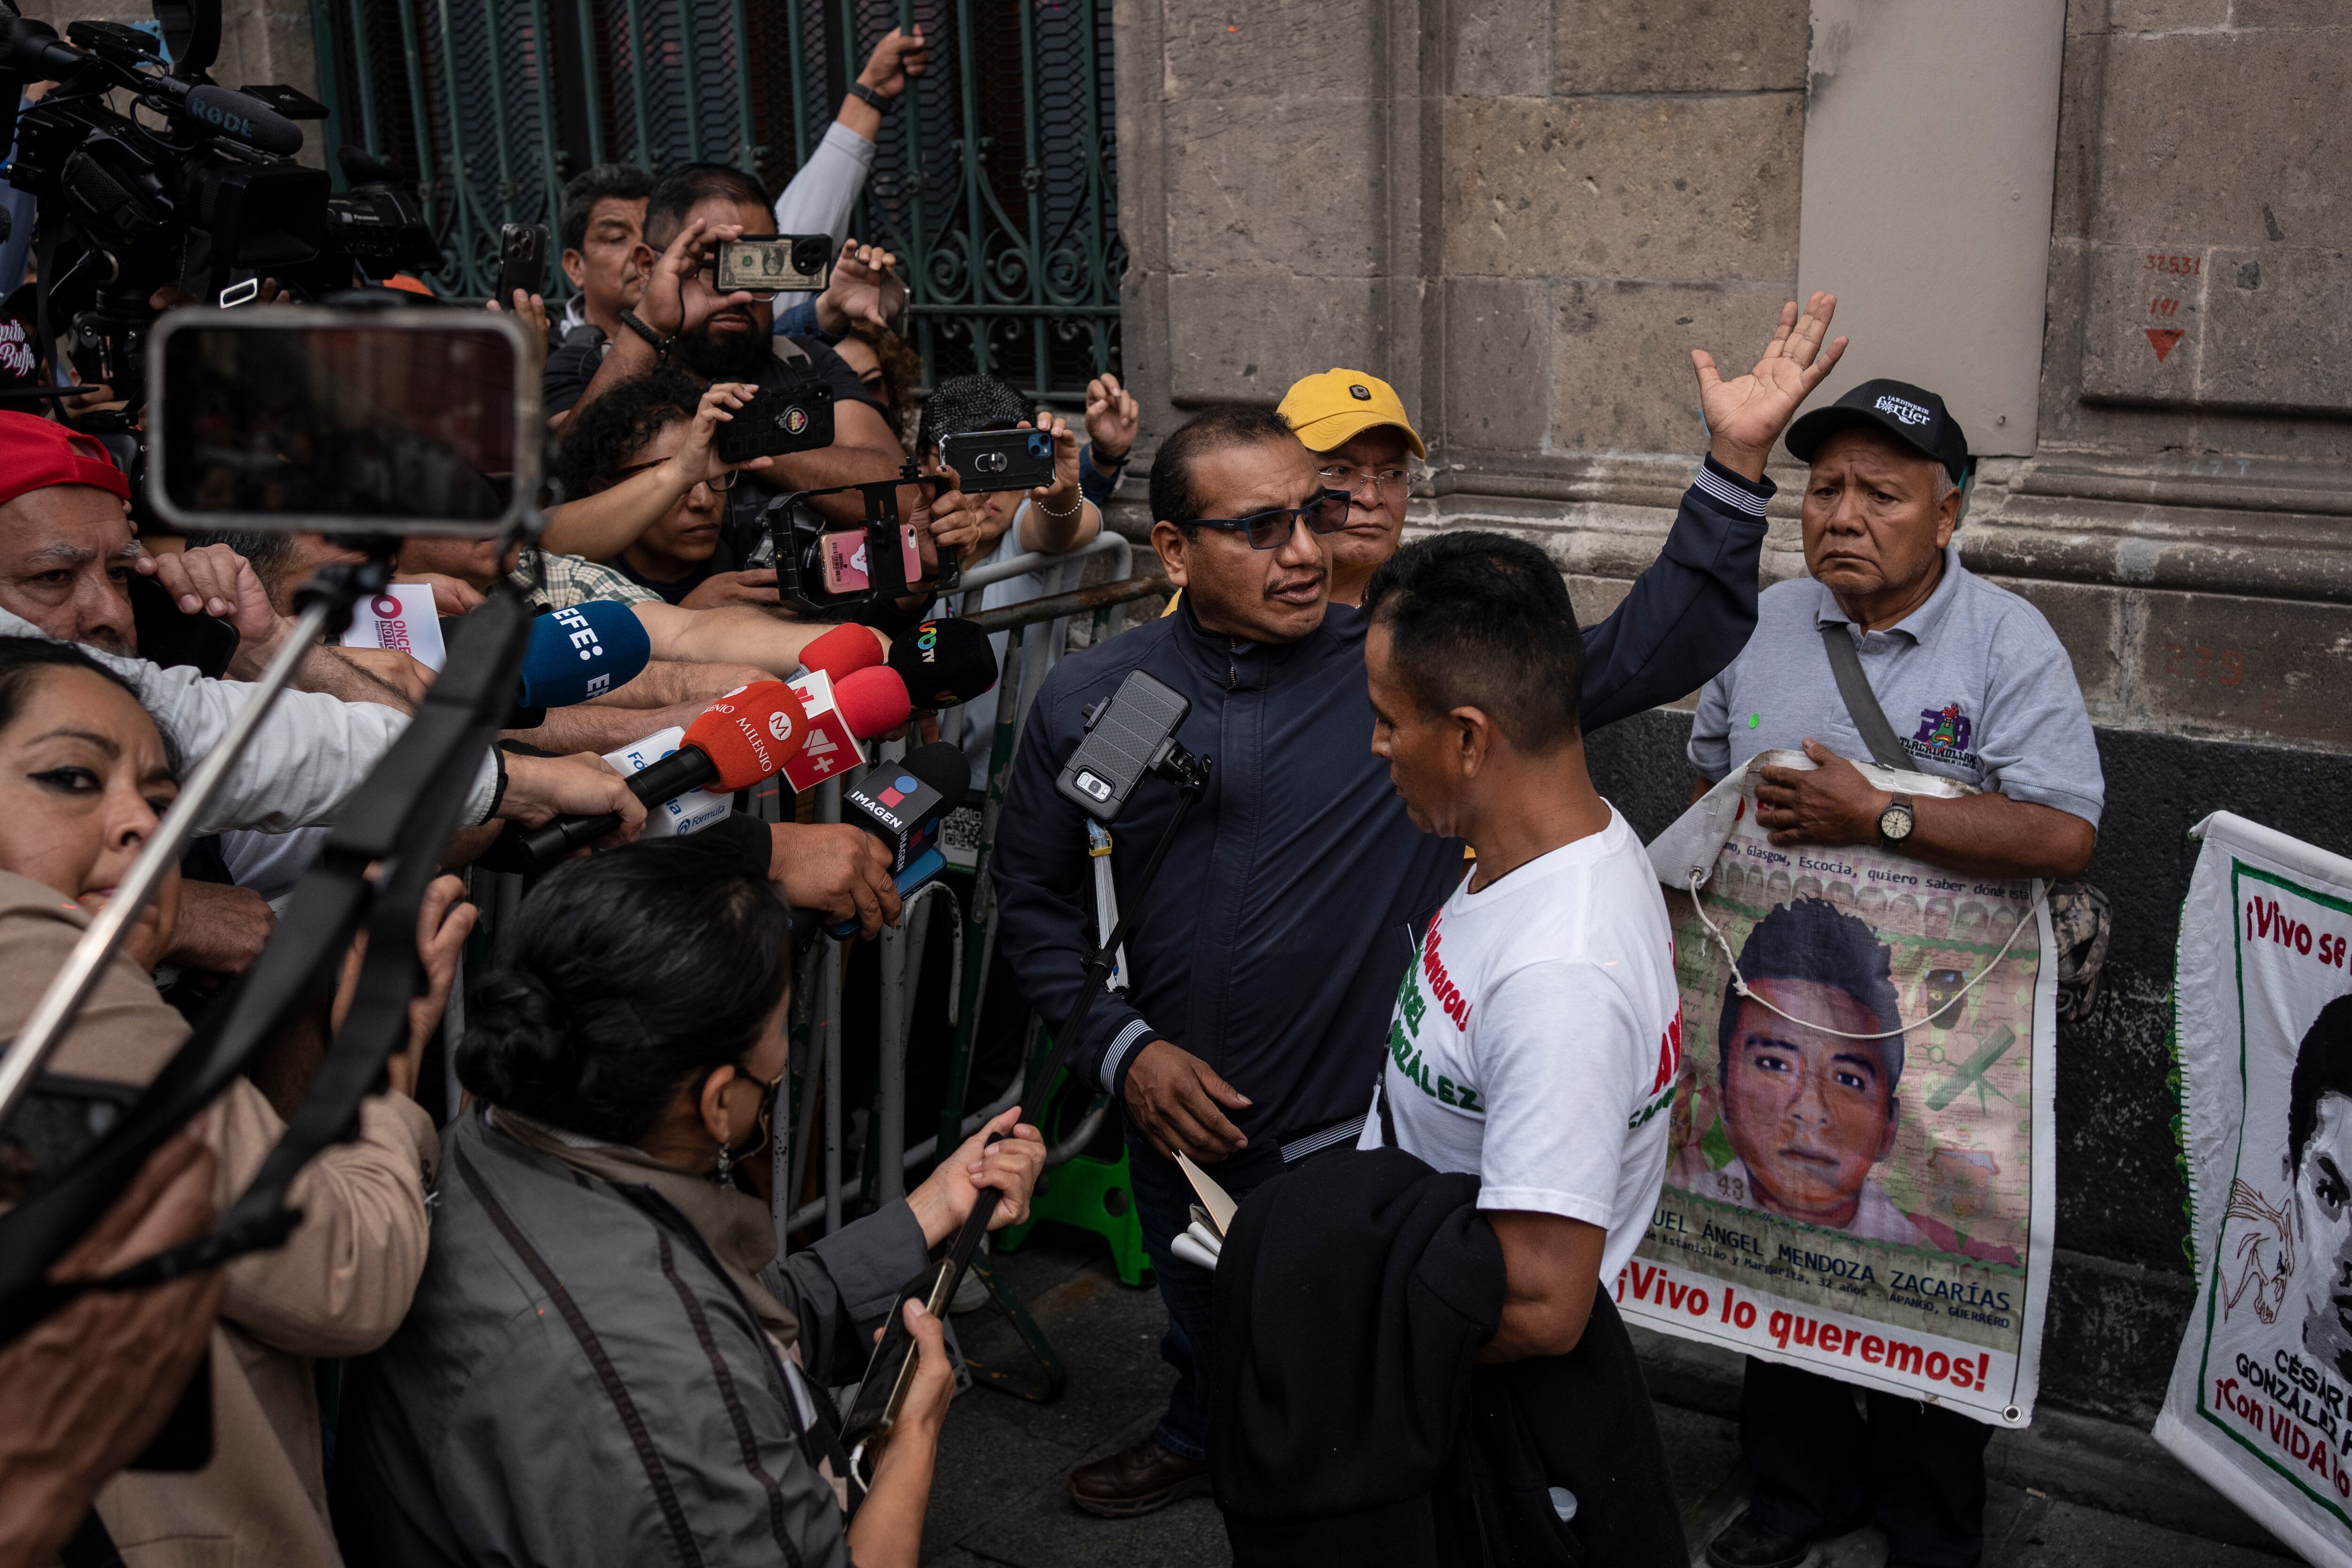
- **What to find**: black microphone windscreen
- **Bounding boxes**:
[887,616,998,708]
[898,741,973,804]
[187,84,304,156]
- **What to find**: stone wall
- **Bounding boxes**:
[1115,0,2352,1431]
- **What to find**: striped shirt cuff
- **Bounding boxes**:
[1099,1018,1155,1092]
[1693,456,1772,518]
[1279,1115,1367,1164]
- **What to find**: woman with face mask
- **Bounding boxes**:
[333,829,1046,1568]
[0,635,471,1568]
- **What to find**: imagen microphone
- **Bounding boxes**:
[818,740,970,938]
[794,621,886,685]
[518,600,651,708]
[484,681,808,872]
[783,665,911,790]
[887,615,999,709]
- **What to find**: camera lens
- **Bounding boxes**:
[1028,433,1052,459]
[792,237,829,275]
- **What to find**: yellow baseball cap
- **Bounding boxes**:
[1277,369,1426,459]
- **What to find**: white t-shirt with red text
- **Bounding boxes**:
[1359,806,1682,1292]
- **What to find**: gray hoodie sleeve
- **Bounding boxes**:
[760,1199,932,1387]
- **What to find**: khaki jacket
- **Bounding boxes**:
[0,871,435,1568]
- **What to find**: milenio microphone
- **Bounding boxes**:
[887,615,999,709]
[485,681,809,872]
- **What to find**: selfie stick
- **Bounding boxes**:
[0,553,390,1128]
[839,734,1212,1478]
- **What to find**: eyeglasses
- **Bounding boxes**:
[1317,463,1409,496]
[616,456,736,492]
[1190,488,1352,549]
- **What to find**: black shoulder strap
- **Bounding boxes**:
[454,1144,708,1567]
[1818,622,1910,772]
[773,336,814,371]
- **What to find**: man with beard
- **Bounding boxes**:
[550,163,912,540]
[2289,995,2352,1383]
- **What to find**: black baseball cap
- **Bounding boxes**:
[1785,378,1969,486]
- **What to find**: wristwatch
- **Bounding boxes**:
[847,80,891,112]
[1877,792,1916,848]
[617,308,673,358]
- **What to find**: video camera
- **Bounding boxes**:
[0,0,440,404]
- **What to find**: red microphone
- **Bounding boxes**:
[784,665,912,789]
[491,682,809,871]
[795,621,887,685]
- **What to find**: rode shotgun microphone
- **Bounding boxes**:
[841,670,1211,1470]
[887,615,999,709]
[818,741,970,939]
[482,682,808,873]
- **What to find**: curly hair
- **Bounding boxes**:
[555,367,704,500]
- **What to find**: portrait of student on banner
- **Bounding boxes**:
[1632,747,2058,1426]
[2158,813,2352,1568]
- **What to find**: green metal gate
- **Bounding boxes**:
[310,0,1122,404]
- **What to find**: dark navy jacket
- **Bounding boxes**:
[989,460,1774,1158]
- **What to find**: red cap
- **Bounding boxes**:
[796,621,886,685]
[0,412,129,508]
[683,681,810,790]
[834,665,912,740]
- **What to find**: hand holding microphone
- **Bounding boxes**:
[481,681,810,872]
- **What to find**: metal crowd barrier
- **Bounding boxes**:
[770,546,1169,1251]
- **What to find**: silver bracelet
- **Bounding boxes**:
[1034,491,1083,523]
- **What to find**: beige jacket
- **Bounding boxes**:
[0,872,436,1568]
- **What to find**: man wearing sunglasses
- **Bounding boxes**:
[990,294,1848,1518]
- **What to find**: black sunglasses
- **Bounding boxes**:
[1190,488,1352,549]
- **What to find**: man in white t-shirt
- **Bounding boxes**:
[1353,529,1682,1361]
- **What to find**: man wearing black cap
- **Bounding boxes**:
[1689,379,2102,1568]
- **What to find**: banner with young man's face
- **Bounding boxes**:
[1621,755,2057,1428]
[2157,814,2352,1568]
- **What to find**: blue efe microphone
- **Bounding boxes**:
[519,600,651,708]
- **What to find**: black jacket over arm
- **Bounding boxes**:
[988,460,1773,1150]
[1211,1148,1685,1568]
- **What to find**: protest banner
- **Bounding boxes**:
[2156,812,2352,1568]
[1627,750,2056,1426]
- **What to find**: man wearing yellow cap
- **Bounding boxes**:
[1276,369,1425,608]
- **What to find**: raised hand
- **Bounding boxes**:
[814,239,903,335]
[858,26,928,100]
[1690,291,1848,481]
[1083,372,1139,465]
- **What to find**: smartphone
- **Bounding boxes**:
[495,222,548,304]
[714,381,837,466]
[939,427,1057,494]
[816,525,922,594]
[713,234,833,294]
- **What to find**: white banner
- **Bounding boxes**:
[2156,812,2352,1567]
[1625,752,2057,1426]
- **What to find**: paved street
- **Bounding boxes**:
[926,1227,2291,1568]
